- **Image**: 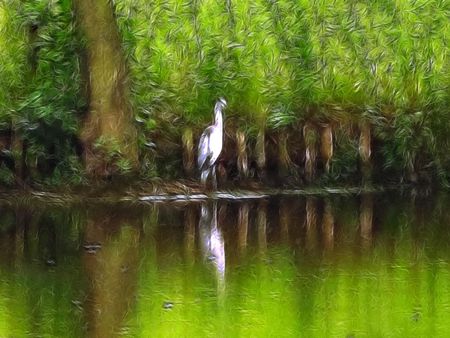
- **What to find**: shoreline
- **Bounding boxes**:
[0,182,427,206]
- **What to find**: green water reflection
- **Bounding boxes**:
[0,193,449,337]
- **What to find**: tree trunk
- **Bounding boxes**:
[278,132,293,177]
[236,130,248,178]
[320,124,333,174]
[255,129,266,177]
[74,0,138,177]
[359,122,372,183]
[407,160,418,183]
[303,123,318,183]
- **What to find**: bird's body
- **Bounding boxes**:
[198,98,227,188]
[198,126,222,170]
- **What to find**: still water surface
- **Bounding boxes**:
[0,192,449,337]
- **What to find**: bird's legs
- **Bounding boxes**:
[212,165,217,190]
[201,168,210,186]
[200,166,218,190]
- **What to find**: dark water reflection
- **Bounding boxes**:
[0,192,449,337]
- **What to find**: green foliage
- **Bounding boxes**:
[377,108,450,183]
[0,163,14,185]
[19,0,85,167]
[112,0,449,182]
[0,0,28,119]
[329,129,359,182]
[1,0,85,183]
[0,0,449,183]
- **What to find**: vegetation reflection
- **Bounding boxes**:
[0,194,448,337]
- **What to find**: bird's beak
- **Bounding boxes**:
[219,97,227,107]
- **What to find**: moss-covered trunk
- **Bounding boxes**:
[74,0,138,176]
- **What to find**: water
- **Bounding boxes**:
[0,192,449,337]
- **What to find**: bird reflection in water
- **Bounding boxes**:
[199,202,226,293]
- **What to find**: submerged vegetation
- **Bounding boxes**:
[0,0,449,186]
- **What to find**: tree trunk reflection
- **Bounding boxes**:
[360,194,373,248]
[257,201,268,253]
[305,197,318,251]
[322,199,334,251]
[238,203,249,253]
[83,208,141,337]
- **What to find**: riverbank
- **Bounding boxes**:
[0,180,431,206]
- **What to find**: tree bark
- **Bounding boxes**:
[74,0,138,176]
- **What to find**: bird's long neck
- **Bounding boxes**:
[214,106,223,131]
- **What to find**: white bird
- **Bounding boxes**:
[197,97,227,189]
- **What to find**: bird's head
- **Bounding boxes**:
[216,97,227,110]
[214,97,227,124]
